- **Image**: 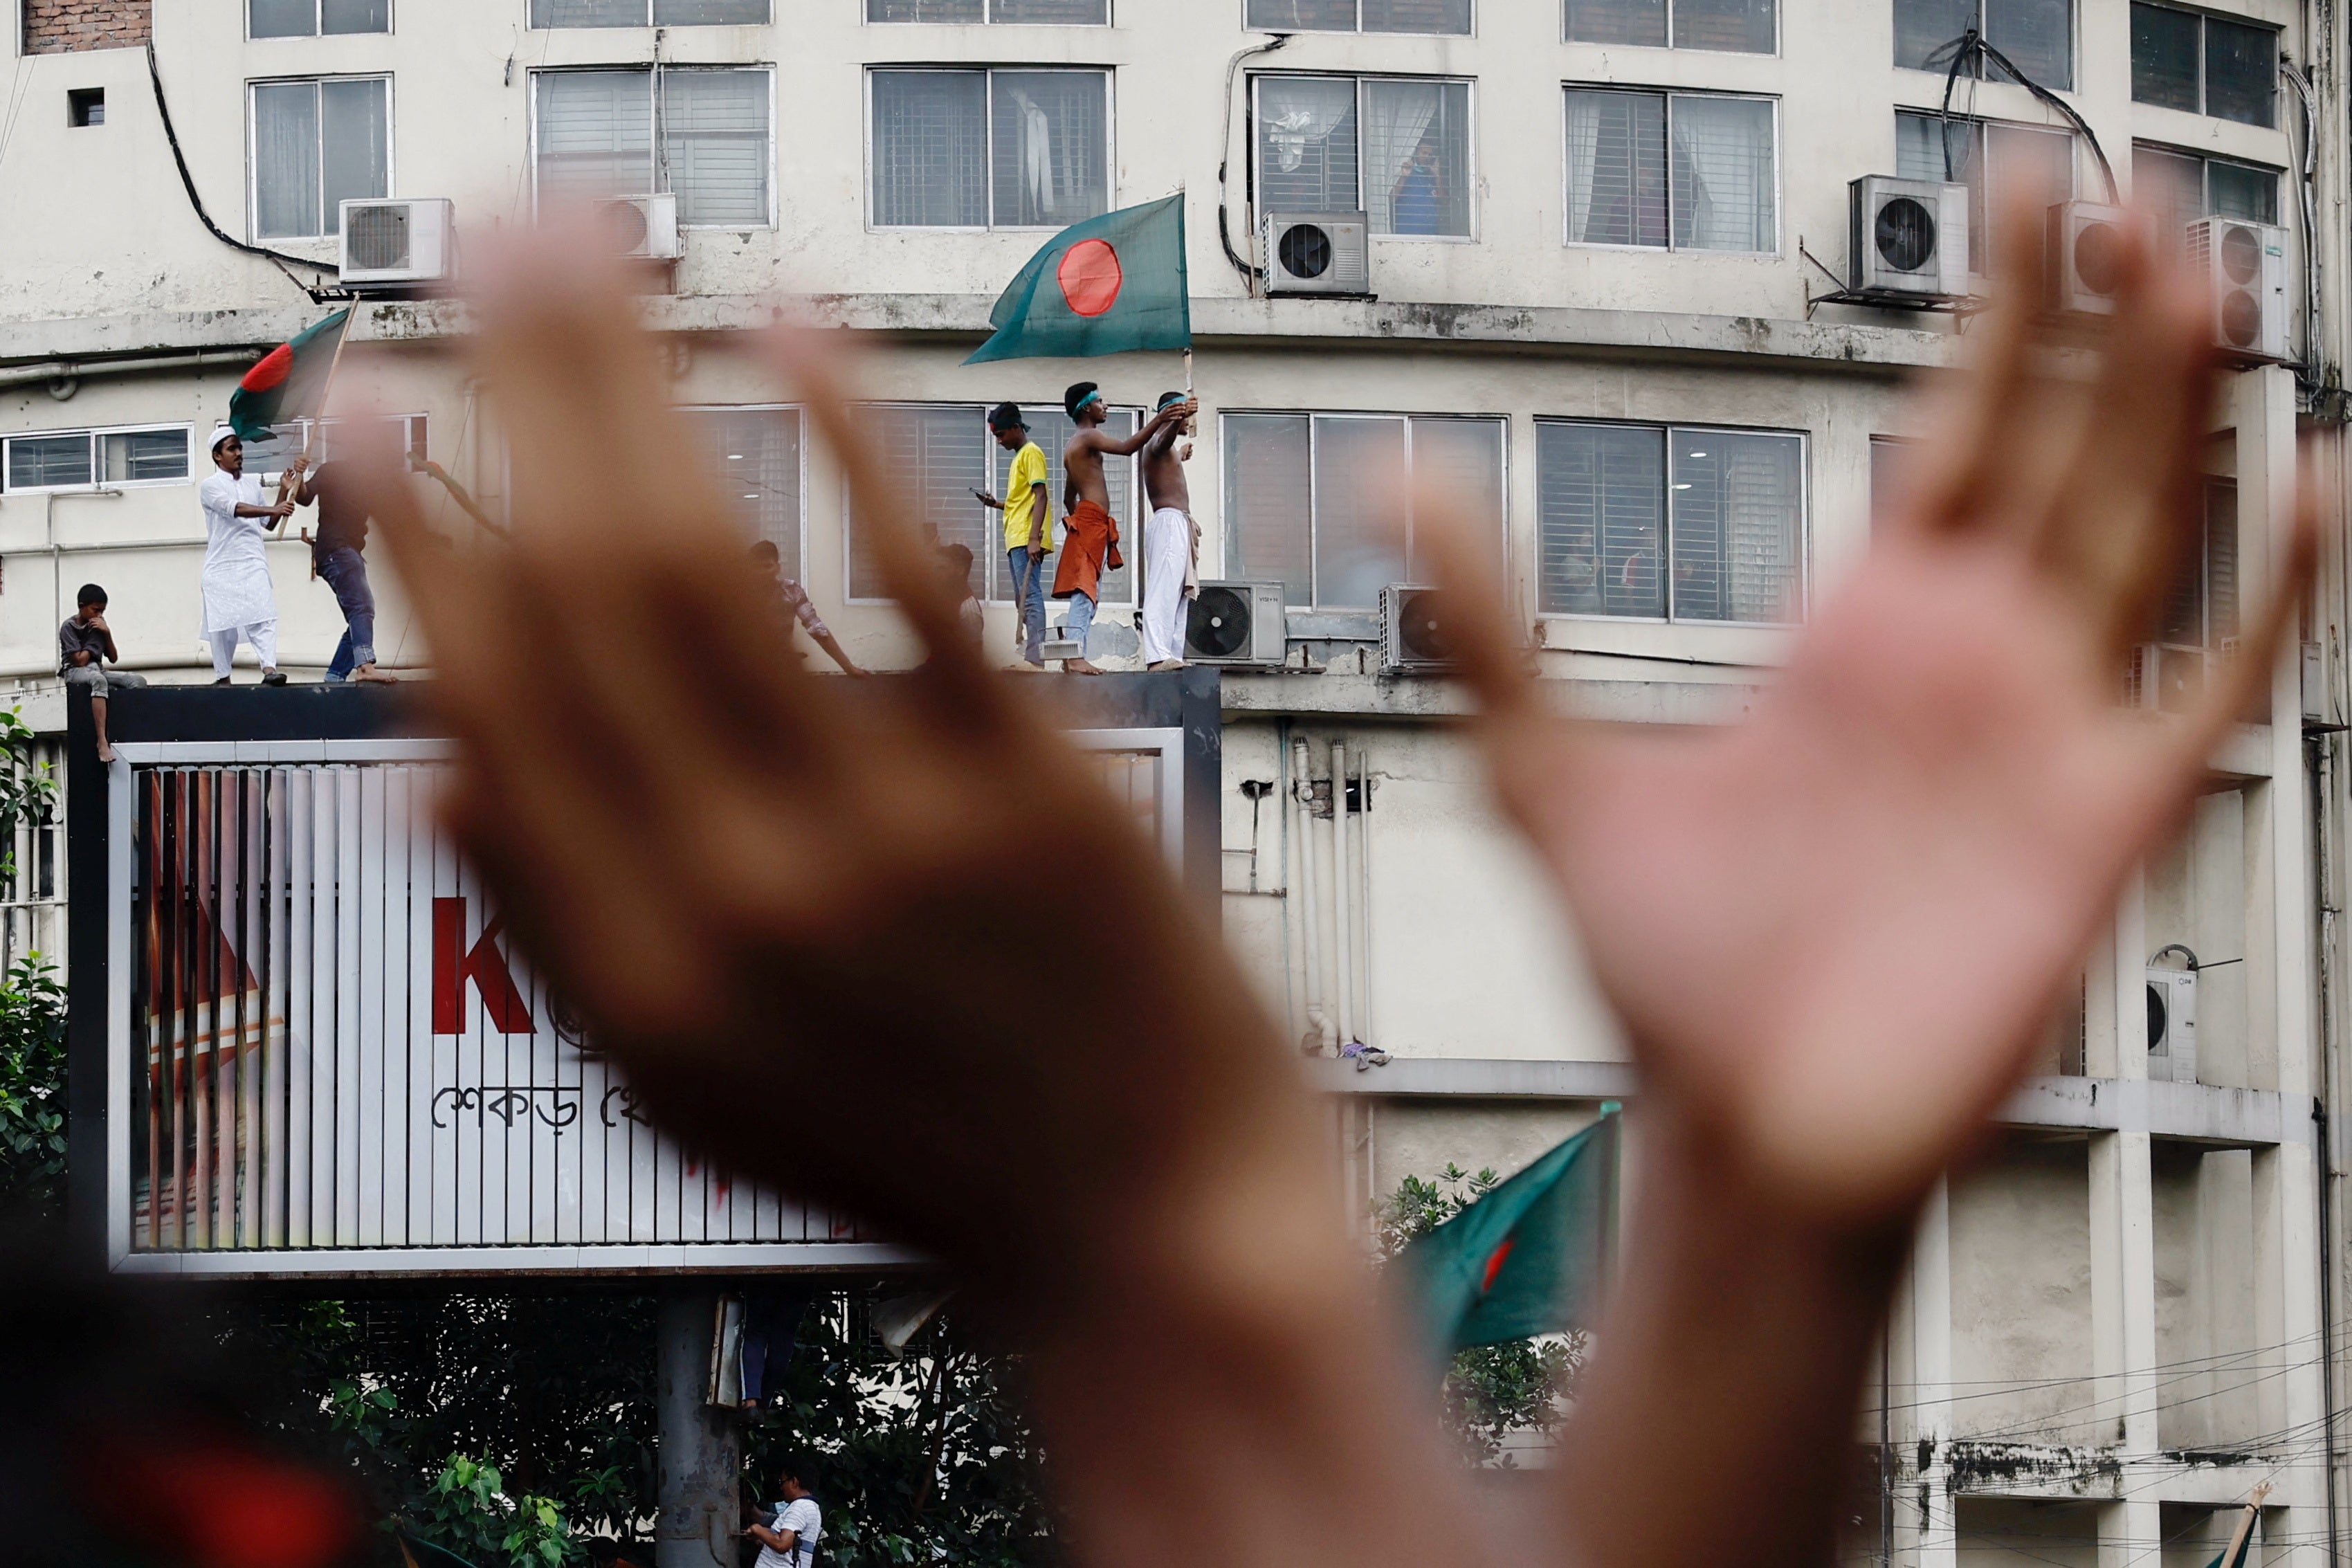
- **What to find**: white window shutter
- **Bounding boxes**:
[535,70,655,206]
[663,70,771,226]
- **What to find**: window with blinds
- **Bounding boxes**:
[1537,421,1803,623]
[1564,88,1774,252]
[1246,0,1473,30]
[1565,0,1772,52]
[3,426,191,493]
[1894,0,2072,89]
[849,405,1142,608]
[1256,75,1473,238]
[249,0,387,37]
[1895,110,2073,272]
[684,408,803,582]
[250,77,388,241]
[2133,144,2277,255]
[2131,4,2277,127]
[2158,480,2239,650]
[530,0,768,25]
[1221,413,1504,610]
[870,69,1108,229]
[868,0,1110,17]
[533,69,772,226]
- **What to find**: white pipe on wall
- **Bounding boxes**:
[1333,738,1355,1049]
[1292,736,1329,1055]
[1357,746,1374,1051]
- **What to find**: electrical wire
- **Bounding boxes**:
[1929,28,2119,205]
[143,42,339,287]
[1219,33,1292,282]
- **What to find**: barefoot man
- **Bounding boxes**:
[1057,383,1194,675]
[1138,390,1199,671]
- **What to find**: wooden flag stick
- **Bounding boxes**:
[1182,347,1196,436]
[2219,1482,2272,1568]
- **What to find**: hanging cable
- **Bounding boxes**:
[1929,28,2119,204]
[145,42,340,285]
[1219,33,1292,283]
[2281,60,2326,392]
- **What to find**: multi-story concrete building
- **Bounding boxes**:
[8,0,2352,1562]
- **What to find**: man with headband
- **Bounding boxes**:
[198,425,295,685]
[1138,390,1199,671]
[1055,383,1194,675]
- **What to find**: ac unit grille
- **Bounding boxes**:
[2075,220,2121,295]
[601,200,650,255]
[1277,223,1333,280]
[1397,590,1452,663]
[1873,197,1935,272]
[1187,587,1253,659]
[347,204,412,272]
[2220,224,2261,284]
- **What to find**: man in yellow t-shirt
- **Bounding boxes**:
[975,402,1054,669]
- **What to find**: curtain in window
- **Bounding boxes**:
[2130,3,2200,109]
[255,81,322,239]
[1670,431,1801,623]
[993,0,1111,20]
[320,78,389,223]
[1672,0,1774,52]
[687,410,803,578]
[990,72,1109,228]
[1362,0,1472,33]
[854,408,988,601]
[1892,0,1976,71]
[102,430,192,484]
[1246,0,1358,26]
[1258,78,1360,215]
[322,0,388,30]
[531,0,649,24]
[664,70,769,225]
[536,71,653,205]
[1564,89,1666,247]
[1406,419,1503,582]
[249,0,316,37]
[871,71,987,227]
[996,408,1136,604]
[5,435,94,491]
[655,0,768,20]
[1363,80,1468,237]
[1313,417,1408,610]
[2204,17,2275,127]
[1565,0,1665,45]
[1985,0,2072,89]
[1224,415,1313,606]
[1668,95,1772,251]
[1537,423,1662,617]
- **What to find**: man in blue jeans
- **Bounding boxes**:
[294,456,397,684]
[973,402,1052,671]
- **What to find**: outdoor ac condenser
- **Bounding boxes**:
[1848,176,1969,301]
[2187,215,2290,363]
[1186,581,1288,666]
[1380,584,1455,674]
[338,197,455,287]
[1262,211,1371,297]
[2146,965,2198,1084]
[592,194,682,261]
[2045,200,2128,317]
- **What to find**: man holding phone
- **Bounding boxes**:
[973,403,1051,671]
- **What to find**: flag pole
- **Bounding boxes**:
[273,313,353,533]
[2216,1483,2270,1568]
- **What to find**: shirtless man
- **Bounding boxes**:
[1055,383,1195,675]
[1138,390,1198,671]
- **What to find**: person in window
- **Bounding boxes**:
[1057,383,1194,676]
[291,435,400,685]
[198,426,294,686]
[974,403,1053,671]
[1389,133,1447,237]
[59,583,145,764]
[752,540,866,675]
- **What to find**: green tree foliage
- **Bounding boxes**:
[1378,1164,1589,1464]
[0,957,69,1221]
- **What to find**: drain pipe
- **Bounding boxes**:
[2313,727,2344,1567]
[1278,719,1306,1046]
[1333,739,1355,1050]
[1292,736,1331,1055]
[1357,746,1374,1050]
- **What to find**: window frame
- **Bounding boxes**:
[1219,408,1510,612]
[246,72,396,244]
[863,0,1113,21]
[1558,84,1781,255]
[2131,138,2282,225]
[1895,107,2079,275]
[1249,72,1481,243]
[862,65,1117,233]
[1,423,195,496]
[1894,0,2077,89]
[527,0,775,28]
[1533,416,1809,628]
[1239,0,1475,36]
[2128,1,2280,125]
[527,64,778,230]
[246,0,394,39]
[679,402,811,585]
[1561,0,1779,57]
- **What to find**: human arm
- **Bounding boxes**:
[1080,401,1197,460]
[744,1523,796,1553]
[89,616,118,664]
[972,487,1004,511]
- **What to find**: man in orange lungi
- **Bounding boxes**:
[1055,381,1197,676]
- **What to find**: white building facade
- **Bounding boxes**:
[7,0,2352,1562]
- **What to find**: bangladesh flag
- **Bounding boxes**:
[1401,1111,1620,1353]
[963,195,1189,365]
[228,309,351,441]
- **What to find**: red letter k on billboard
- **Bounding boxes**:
[432,897,536,1035]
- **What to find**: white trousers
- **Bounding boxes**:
[208,621,277,679]
[1141,507,1192,665]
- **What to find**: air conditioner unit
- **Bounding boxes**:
[2128,643,2207,713]
[338,197,454,287]
[1848,176,1969,301]
[2146,964,2197,1084]
[2187,216,2289,363]
[1185,580,1288,666]
[592,194,682,261]
[2045,200,2128,316]
[1380,584,1455,674]
[1262,211,1370,297]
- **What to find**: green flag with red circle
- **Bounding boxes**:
[963,196,1189,365]
[228,309,351,441]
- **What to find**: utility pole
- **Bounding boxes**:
[657,1288,740,1568]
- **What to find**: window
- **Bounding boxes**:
[848,405,1141,608]
[1562,88,1775,252]
[530,0,767,26]
[67,88,102,127]
[868,69,1109,229]
[249,0,388,37]
[534,69,773,226]
[2158,480,2239,650]
[1245,0,1473,34]
[1894,0,2072,91]
[1222,413,1504,610]
[867,0,1110,20]
[239,414,428,475]
[1896,110,2074,271]
[1565,0,1772,53]
[2133,143,2277,248]
[1869,435,1917,529]
[1536,421,1803,623]
[2,426,191,493]
[2131,4,2276,126]
[1255,75,1473,238]
[685,408,804,580]
[251,77,389,241]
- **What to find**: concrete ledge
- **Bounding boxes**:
[1224,671,1760,726]
[109,1241,922,1279]
[1308,1056,1634,1100]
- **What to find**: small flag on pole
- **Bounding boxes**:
[963,194,1189,365]
[1401,1112,1620,1353]
[228,309,352,441]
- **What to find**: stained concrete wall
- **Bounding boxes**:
[1949,1137,2100,1445]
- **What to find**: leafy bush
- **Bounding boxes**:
[0,956,69,1221]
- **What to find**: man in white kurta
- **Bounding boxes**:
[198,425,296,684]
